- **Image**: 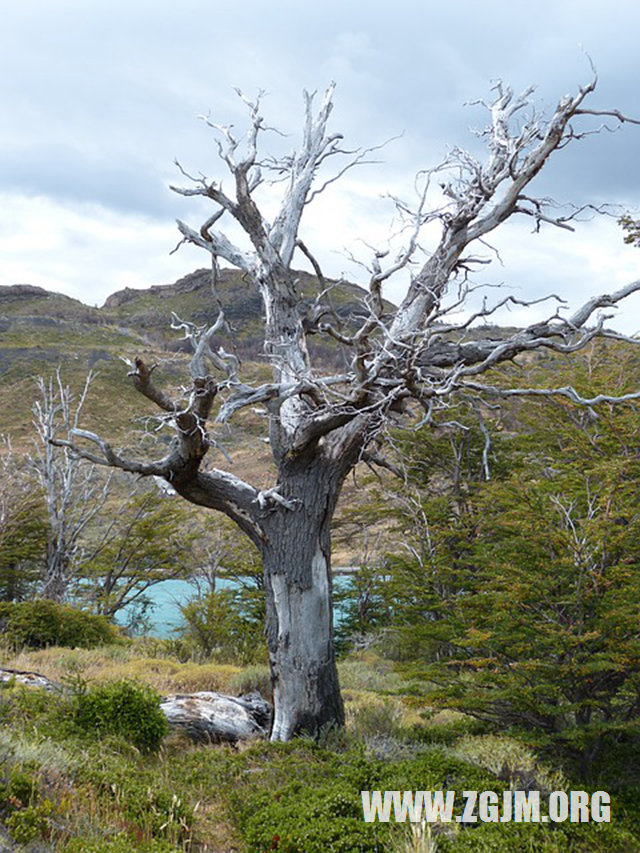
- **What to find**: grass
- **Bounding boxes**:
[0,645,243,696]
[1,643,639,852]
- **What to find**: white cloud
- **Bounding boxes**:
[0,193,203,305]
[1,0,638,323]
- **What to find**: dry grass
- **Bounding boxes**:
[452,734,569,793]
[338,651,405,693]
[0,646,243,695]
[390,821,441,853]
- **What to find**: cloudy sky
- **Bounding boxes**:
[2,0,639,331]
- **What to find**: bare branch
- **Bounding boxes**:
[175,219,253,272]
[573,107,640,125]
[461,382,640,407]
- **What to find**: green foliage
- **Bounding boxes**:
[61,836,178,853]
[106,783,193,846]
[619,213,640,247]
[0,764,62,847]
[334,568,393,654]
[0,682,65,736]
[228,663,272,697]
[405,713,484,747]
[0,657,639,852]
[240,785,383,853]
[78,489,199,629]
[381,344,640,780]
[5,800,54,844]
[177,577,266,665]
[71,679,169,752]
[0,443,47,601]
[0,500,47,600]
[229,743,390,853]
[348,697,404,741]
[0,599,122,650]
[0,768,37,816]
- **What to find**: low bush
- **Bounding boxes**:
[0,600,122,650]
[347,696,405,740]
[62,836,177,853]
[71,680,169,752]
[228,663,272,698]
[0,767,37,816]
[5,800,54,845]
[177,586,267,665]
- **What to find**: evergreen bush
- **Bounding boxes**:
[0,600,122,650]
[72,680,168,752]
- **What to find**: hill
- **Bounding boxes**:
[0,269,392,564]
[0,267,383,440]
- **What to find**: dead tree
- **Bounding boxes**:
[31,371,110,601]
[58,74,640,740]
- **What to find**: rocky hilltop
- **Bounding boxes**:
[0,267,382,359]
[0,267,380,451]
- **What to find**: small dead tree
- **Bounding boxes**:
[31,371,110,601]
[59,73,640,740]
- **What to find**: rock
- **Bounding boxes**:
[0,284,50,299]
[103,268,210,309]
[160,690,271,743]
[101,286,139,308]
[87,349,113,366]
[13,315,61,327]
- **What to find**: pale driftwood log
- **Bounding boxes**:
[0,668,271,743]
[160,691,271,743]
[54,75,640,742]
[0,667,63,693]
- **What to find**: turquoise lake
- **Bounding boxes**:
[115,576,355,638]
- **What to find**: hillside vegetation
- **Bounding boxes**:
[2,272,640,851]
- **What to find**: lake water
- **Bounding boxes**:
[115,575,355,638]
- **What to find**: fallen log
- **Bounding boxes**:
[160,690,271,743]
[0,667,271,743]
[0,667,62,693]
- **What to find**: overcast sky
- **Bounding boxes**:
[2,0,639,331]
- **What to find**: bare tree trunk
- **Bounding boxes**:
[262,459,344,740]
[42,544,70,602]
[32,371,110,602]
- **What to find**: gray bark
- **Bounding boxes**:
[30,372,110,602]
[261,452,348,740]
[160,691,271,743]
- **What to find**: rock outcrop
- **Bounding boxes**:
[0,667,63,693]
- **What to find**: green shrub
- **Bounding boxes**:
[72,680,168,752]
[404,713,485,746]
[61,834,177,853]
[0,682,68,736]
[177,585,266,665]
[240,786,385,853]
[0,600,122,650]
[5,800,54,844]
[348,698,404,740]
[0,768,37,816]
